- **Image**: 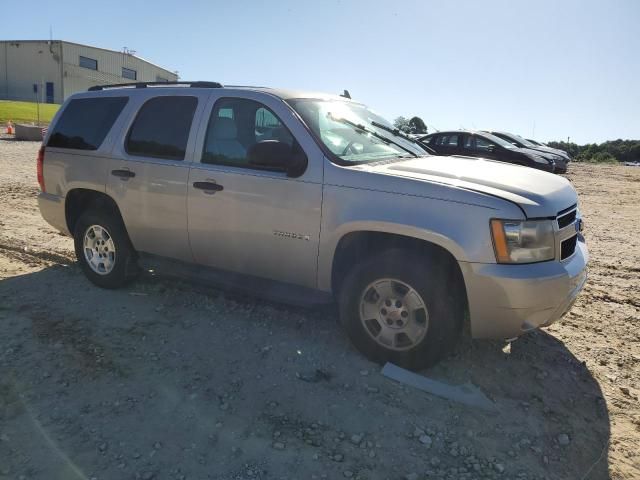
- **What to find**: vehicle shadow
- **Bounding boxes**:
[431,330,611,479]
[0,265,611,480]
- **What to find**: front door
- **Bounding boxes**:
[187,95,322,289]
[46,82,54,104]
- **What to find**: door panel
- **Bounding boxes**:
[46,82,54,104]
[106,92,209,262]
[187,166,322,288]
[108,158,192,261]
[186,93,324,289]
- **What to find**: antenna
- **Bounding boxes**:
[340,89,351,99]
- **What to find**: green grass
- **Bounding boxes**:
[0,100,60,126]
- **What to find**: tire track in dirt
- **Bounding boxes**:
[0,240,75,266]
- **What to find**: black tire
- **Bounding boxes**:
[73,209,138,289]
[338,248,464,370]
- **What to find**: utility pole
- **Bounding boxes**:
[34,83,40,126]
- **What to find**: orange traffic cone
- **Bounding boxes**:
[6,121,13,135]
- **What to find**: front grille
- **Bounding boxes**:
[557,209,577,229]
[561,235,578,260]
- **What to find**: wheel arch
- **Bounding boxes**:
[65,188,125,235]
[328,228,467,304]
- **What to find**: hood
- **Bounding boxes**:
[517,147,556,160]
[365,155,577,218]
[528,145,570,161]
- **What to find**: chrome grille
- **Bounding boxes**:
[561,235,578,260]
[556,204,579,260]
[557,205,577,229]
[557,209,577,229]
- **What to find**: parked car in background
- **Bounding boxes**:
[37,82,587,369]
[527,138,573,160]
[484,131,569,172]
[419,130,557,173]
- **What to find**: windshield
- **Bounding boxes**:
[287,99,428,164]
[500,132,537,148]
[482,132,518,149]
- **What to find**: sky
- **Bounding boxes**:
[2,0,638,144]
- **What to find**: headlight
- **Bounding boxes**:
[490,219,555,263]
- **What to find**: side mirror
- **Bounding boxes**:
[247,140,308,178]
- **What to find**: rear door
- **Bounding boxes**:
[434,133,462,156]
[186,92,323,289]
[107,91,209,261]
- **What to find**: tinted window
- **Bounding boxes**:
[126,96,197,160]
[202,98,293,168]
[435,134,458,146]
[122,67,137,80]
[79,56,98,70]
[476,136,496,152]
[464,135,497,153]
[47,97,128,150]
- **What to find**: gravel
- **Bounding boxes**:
[0,139,638,479]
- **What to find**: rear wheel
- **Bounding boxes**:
[339,249,464,370]
[73,209,137,289]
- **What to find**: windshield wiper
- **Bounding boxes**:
[327,114,418,158]
[369,121,437,155]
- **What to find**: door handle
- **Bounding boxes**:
[111,169,136,178]
[193,181,224,193]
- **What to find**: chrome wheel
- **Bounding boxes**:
[83,225,116,275]
[359,278,429,351]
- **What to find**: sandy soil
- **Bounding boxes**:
[1,136,638,480]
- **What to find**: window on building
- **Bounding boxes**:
[122,67,137,80]
[156,76,169,83]
[202,98,293,169]
[79,56,98,71]
[47,97,128,150]
[126,96,198,160]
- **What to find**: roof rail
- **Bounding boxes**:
[88,81,223,91]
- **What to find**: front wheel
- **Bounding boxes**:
[73,209,137,289]
[339,249,464,370]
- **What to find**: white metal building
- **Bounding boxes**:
[0,40,178,104]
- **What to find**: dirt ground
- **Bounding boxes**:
[1,136,638,480]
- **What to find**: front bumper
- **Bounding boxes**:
[459,238,588,339]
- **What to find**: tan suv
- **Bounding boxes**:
[37,81,588,369]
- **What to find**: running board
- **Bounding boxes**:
[138,253,333,307]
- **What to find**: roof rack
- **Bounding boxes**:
[88,81,223,91]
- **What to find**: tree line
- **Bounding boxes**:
[546,139,640,163]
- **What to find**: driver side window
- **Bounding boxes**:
[475,136,496,153]
[202,98,293,168]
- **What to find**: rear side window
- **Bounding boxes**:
[126,96,197,160]
[435,134,459,147]
[47,97,128,150]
